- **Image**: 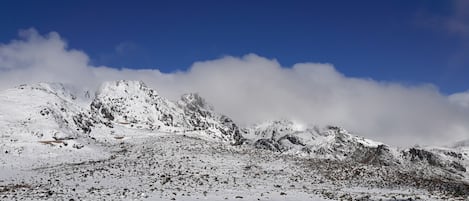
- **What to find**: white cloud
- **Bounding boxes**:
[0,29,468,147]
[449,91,469,108]
[0,28,95,87]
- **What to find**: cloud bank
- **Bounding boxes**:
[1,29,468,147]
[450,91,469,108]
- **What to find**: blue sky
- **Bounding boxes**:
[0,0,467,94]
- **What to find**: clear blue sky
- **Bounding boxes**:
[0,0,467,94]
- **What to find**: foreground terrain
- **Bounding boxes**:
[2,133,466,201]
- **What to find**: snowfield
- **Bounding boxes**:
[0,80,468,200]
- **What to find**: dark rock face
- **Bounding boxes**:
[351,144,398,166]
[402,148,466,173]
[90,101,114,122]
[219,115,245,145]
[444,151,463,159]
[179,93,216,130]
[253,134,306,152]
[254,139,282,152]
[178,93,245,145]
[72,113,93,134]
[403,148,443,167]
[451,161,467,172]
[278,134,306,146]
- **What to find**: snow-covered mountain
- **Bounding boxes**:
[0,83,99,168]
[244,120,469,172]
[1,80,468,167]
[0,80,242,151]
[90,80,243,144]
[0,83,92,139]
[244,120,385,158]
[1,80,469,200]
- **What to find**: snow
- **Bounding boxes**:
[3,133,459,200]
[0,80,468,200]
[151,191,329,201]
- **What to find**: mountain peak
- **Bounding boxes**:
[178,93,214,111]
[13,82,78,100]
[97,80,155,96]
[90,80,244,144]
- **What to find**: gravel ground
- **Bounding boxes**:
[0,134,467,200]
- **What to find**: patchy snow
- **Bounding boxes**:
[2,134,464,200]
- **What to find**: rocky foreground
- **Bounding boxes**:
[1,133,467,201]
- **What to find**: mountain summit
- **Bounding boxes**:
[90,80,243,144]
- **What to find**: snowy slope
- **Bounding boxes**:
[0,83,104,168]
